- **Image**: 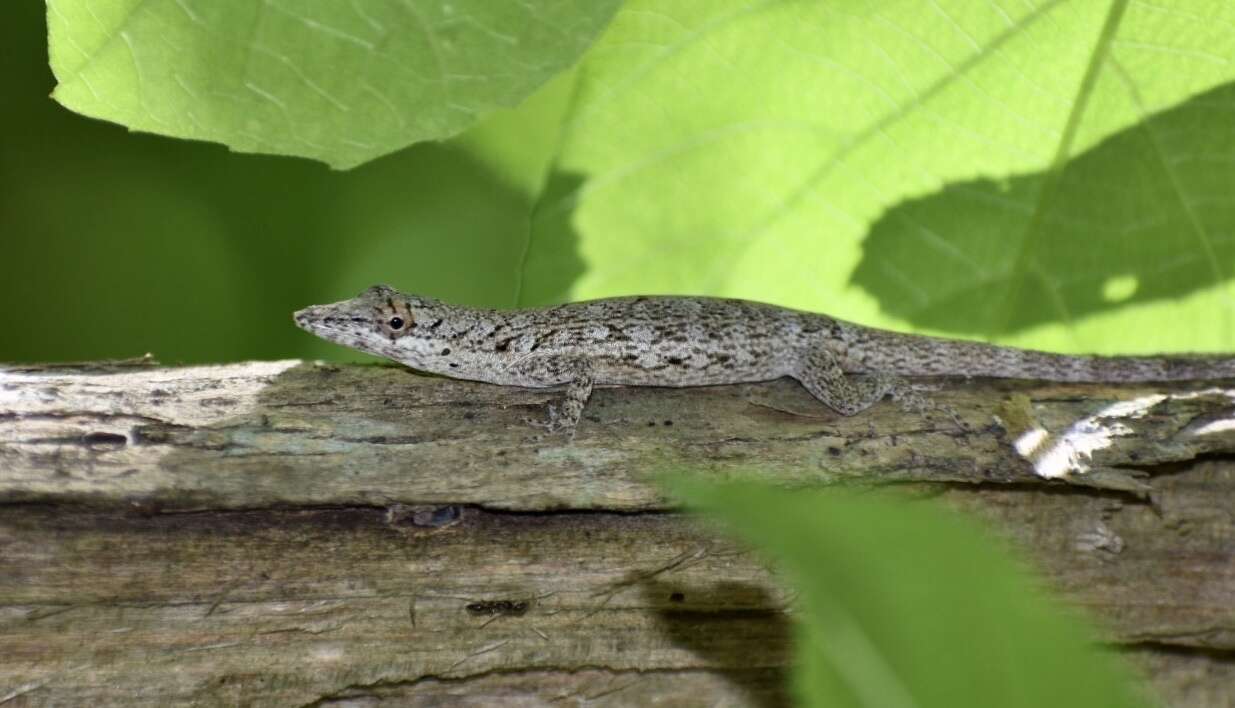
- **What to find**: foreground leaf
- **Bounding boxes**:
[668,479,1150,708]
[47,0,620,168]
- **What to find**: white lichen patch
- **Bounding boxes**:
[1192,418,1235,436]
[1174,388,1235,436]
[1018,394,1166,479]
[1,360,301,424]
[1013,426,1049,457]
[0,360,302,497]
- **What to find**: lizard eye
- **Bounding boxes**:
[389,317,404,330]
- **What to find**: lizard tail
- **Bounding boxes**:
[845,327,1235,382]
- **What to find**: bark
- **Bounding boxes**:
[2,358,1233,706]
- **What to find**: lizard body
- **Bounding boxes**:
[294,285,1235,433]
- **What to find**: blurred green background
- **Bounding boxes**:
[10,1,1235,364]
[4,1,564,364]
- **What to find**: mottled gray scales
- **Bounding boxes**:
[295,285,1235,434]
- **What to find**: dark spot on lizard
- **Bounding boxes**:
[533,330,559,348]
[440,348,451,356]
[449,363,459,368]
[495,337,514,352]
[624,354,638,361]
[429,318,443,330]
[667,357,683,365]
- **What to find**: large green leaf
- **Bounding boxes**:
[46,0,620,169]
[525,0,1235,353]
[669,479,1151,708]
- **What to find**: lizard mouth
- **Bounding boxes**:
[293,304,379,350]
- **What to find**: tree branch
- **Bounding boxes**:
[2,359,1233,705]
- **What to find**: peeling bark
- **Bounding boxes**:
[1,359,1233,706]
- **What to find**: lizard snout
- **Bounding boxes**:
[293,305,327,330]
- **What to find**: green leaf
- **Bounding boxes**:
[46,0,620,169]
[526,0,1235,353]
[667,479,1151,708]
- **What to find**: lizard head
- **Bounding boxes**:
[293,284,464,366]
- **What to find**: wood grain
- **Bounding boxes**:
[2,359,1233,705]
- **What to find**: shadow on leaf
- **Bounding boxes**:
[517,169,590,307]
[853,80,1235,336]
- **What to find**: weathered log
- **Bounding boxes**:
[2,359,1233,706]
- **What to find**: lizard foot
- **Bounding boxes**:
[522,405,579,440]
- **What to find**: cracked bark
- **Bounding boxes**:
[2,358,1234,706]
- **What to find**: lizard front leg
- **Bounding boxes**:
[508,357,594,436]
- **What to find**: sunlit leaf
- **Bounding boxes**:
[47,0,620,168]
[527,0,1235,353]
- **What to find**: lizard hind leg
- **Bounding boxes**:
[793,347,901,416]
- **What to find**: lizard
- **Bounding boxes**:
[294,284,1235,434]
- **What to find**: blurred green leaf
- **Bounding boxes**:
[668,479,1151,708]
[46,0,620,168]
[527,0,1235,354]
